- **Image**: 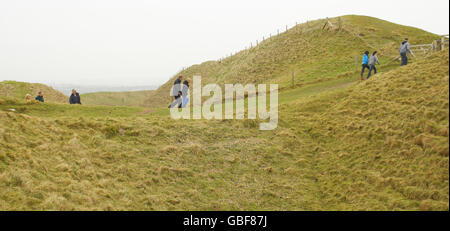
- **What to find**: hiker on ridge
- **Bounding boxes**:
[399,38,415,66]
[367,51,380,79]
[69,89,82,105]
[168,76,183,108]
[361,51,370,80]
[35,92,44,102]
[181,79,190,108]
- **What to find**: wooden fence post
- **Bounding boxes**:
[291,69,295,87]
[338,17,342,30]
[433,40,438,52]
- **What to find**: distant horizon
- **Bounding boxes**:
[51,83,159,95]
[0,79,159,95]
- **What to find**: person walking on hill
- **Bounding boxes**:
[181,79,190,108]
[367,51,380,79]
[399,38,415,66]
[35,92,44,102]
[361,51,370,80]
[169,76,183,108]
[69,89,82,105]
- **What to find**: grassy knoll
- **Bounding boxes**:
[0,81,67,104]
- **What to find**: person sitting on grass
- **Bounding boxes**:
[69,89,82,105]
[367,51,380,79]
[35,92,44,102]
[25,94,31,102]
[361,51,370,80]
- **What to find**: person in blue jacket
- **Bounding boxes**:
[181,79,190,108]
[35,92,44,102]
[361,51,370,80]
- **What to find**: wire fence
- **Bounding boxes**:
[176,17,449,78]
[216,19,319,63]
[177,18,328,71]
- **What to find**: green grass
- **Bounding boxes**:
[146,15,439,108]
[0,50,448,211]
[0,101,144,118]
[0,15,447,211]
[82,90,154,107]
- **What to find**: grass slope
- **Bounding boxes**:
[146,15,439,108]
[284,50,449,210]
[82,90,154,107]
[0,81,67,104]
[0,50,447,211]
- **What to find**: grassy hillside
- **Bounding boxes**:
[0,50,447,211]
[146,15,439,108]
[0,81,67,104]
[82,90,154,107]
[285,50,449,210]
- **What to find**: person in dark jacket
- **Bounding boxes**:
[35,92,44,102]
[169,76,183,108]
[69,89,82,105]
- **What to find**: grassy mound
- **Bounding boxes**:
[0,50,447,211]
[0,81,67,104]
[146,15,439,107]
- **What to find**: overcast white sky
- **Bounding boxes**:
[0,0,449,87]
